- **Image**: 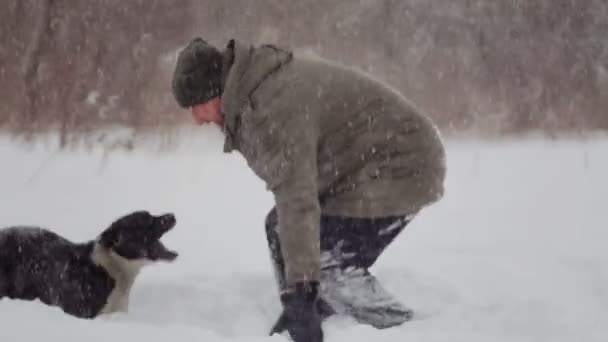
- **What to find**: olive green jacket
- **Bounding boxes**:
[220,40,446,285]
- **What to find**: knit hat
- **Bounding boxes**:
[171,37,223,108]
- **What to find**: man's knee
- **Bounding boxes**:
[264,207,287,291]
[320,215,415,270]
[264,207,281,256]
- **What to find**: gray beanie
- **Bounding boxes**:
[171,38,223,108]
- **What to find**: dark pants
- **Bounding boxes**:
[265,208,413,291]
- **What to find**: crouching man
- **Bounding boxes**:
[171,37,446,342]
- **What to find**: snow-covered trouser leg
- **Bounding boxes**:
[318,215,415,329]
[265,208,415,328]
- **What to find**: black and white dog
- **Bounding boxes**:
[0,210,178,319]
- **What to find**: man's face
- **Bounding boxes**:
[191,97,223,126]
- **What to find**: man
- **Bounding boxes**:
[171,37,446,342]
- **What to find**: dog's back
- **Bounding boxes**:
[0,227,56,299]
[0,227,115,318]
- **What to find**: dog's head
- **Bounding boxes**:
[98,211,178,263]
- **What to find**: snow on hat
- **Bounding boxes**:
[171,37,223,108]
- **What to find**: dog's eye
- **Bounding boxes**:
[114,235,123,246]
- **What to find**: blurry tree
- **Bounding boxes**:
[0,0,606,145]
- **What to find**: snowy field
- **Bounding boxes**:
[0,129,607,342]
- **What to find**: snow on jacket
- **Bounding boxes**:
[220,39,446,284]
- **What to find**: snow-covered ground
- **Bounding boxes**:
[0,129,607,342]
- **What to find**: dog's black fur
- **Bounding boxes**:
[0,210,177,319]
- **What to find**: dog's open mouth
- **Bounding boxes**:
[150,241,178,261]
[151,214,178,261]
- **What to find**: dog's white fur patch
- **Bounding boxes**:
[91,242,153,314]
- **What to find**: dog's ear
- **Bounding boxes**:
[99,229,121,249]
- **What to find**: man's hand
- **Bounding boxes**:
[270,282,324,342]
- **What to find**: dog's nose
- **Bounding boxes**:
[159,214,176,226]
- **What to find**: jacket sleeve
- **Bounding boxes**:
[267,112,321,286]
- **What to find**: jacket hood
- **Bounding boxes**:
[220,39,292,152]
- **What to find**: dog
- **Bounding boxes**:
[0,210,178,319]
